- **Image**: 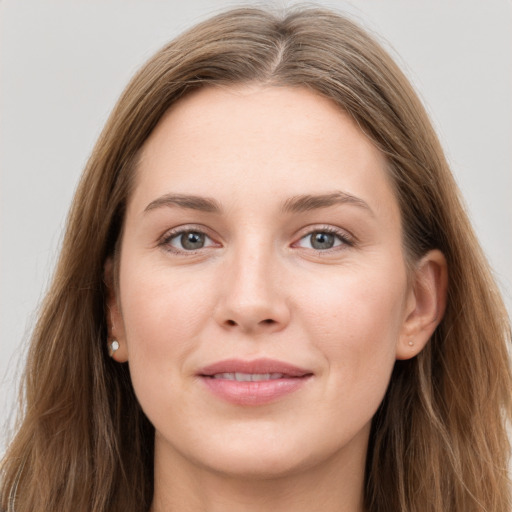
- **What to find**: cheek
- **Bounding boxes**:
[298,260,407,390]
[122,262,204,328]
[301,261,407,338]
[117,262,219,420]
[118,261,216,373]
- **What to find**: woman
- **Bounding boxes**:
[1,6,510,512]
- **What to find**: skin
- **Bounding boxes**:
[108,85,447,512]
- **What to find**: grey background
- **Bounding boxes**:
[1,0,511,452]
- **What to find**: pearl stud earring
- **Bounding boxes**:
[108,340,120,357]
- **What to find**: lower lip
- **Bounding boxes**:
[201,376,310,406]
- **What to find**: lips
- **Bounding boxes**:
[198,358,313,406]
[199,358,311,378]
[211,372,287,381]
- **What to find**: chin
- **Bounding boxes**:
[201,447,315,480]
[177,426,354,481]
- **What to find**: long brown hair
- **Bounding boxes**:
[1,6,510,512]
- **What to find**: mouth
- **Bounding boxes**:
[198,358,313,406]
[210,372,292,381]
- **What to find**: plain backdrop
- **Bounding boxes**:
[1,0,511,452]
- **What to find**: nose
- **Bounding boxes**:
[213,244,291,334]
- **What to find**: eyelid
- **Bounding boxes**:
[157,223,355,254]
[159,224,221,254]
[292,225,355,250]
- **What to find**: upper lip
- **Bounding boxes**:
[198,358,312,378]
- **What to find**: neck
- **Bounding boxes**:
[150,430,368,512]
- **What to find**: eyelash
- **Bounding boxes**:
[294,226,354,252]
[158,225,354,255]
[159,225,217,254]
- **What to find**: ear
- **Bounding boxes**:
[104,258,129,362]
[396,249,448,360]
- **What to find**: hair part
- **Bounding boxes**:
[2,6,511,512]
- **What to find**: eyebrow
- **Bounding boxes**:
[281,191,373,215]
[144,191,372,216]
[144,193,222,214]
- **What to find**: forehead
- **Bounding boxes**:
[131,85,398,221]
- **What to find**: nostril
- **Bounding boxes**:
[221,317,281,329]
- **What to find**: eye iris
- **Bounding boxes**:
[181,232,205,250]
[311,232,335,250]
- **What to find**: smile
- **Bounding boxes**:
[211,372,287,381]
[198,358,313,406]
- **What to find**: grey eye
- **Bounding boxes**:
[310,232,336,250]
[296,230,345,250]
[172,231,207,250]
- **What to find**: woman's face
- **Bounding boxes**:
[110,85,422,478]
